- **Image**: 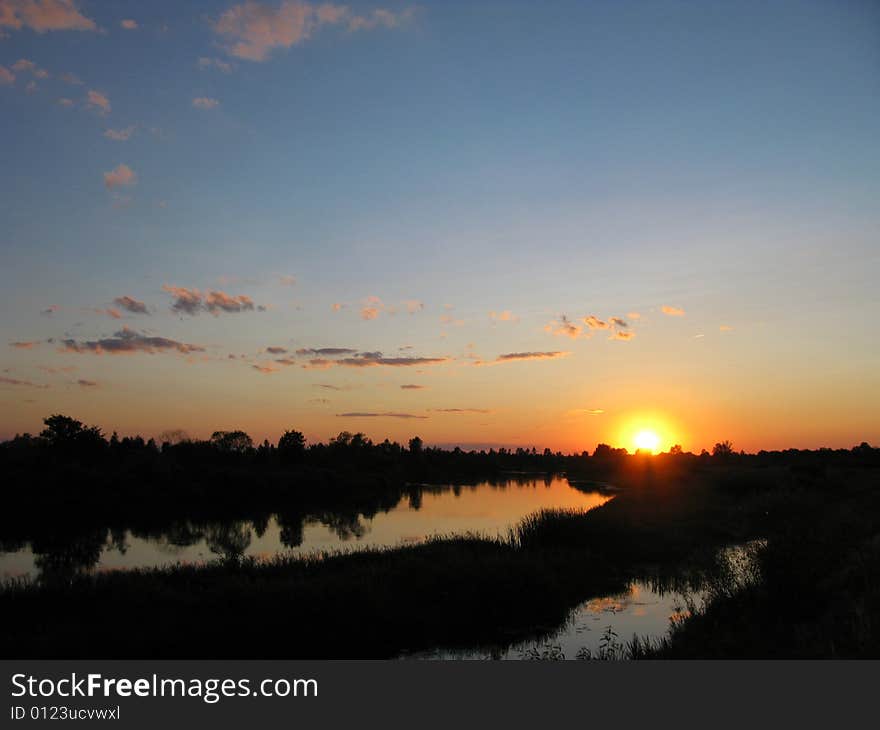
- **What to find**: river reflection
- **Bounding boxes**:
[0,476,610,581]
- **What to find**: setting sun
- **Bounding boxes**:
[633,430,661,454]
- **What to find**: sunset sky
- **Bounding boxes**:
[2,0,878,452]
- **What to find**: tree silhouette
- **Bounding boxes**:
[278,430,306,462]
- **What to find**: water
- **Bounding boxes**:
[406,581,698,660]
[0,476,610,581]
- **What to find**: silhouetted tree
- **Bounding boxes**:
[278,430,306,462]
[712,440,734,458]
[409,436,423,454]
[210,430,253,454]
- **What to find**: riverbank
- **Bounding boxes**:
[5,462,860,658]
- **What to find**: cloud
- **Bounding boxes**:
[331,302,344,311]
[313,383,350,391]
[400,384,425,390]
[12,58,49,78]
[120,19,137,29]
[0,65,14,85]
[192,96,220,110]
[59,71,82,85]
[104,125,135,141]
[94,307,122,319]
[0,375,48,388]
[609,317,628,328]
[163,285,262,316]
[661,305,685,317]
[57,97,74,106]
[41,304,59,316]
[720,325,733,332]
[278,274,296,286]
[59,327,204,355]
[212,1,413,62]
[404,299,423,314]
[334,353,448,368]
[295,347,357,356]
[266,346,287,354]
[86,89,111,114]
[440,314,464,326]
[0,0,97,33]
[628,312,641,320]
[9,341,39,349]
[76,378,97,387]
[489,310,518,323]
[570,408,604,416]
[430,408,491,414]
[252,363,280,374]
[545,315,583,339]
[495,351,569,363]
[198,56,234,73]
[104,164,136,189]
[113,295,148,315]
[360,295,383,320]
[337,412,427,419]
[609,331,635,341]
[583,315,610,330]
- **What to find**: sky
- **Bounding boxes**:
[1,0,878,453]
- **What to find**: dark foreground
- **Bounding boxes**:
[2,453,878,658]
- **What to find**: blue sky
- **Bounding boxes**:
[1,0,878,450]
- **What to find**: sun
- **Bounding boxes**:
[633,429,661,454]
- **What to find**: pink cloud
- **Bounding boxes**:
[212,1,413,62]
[86,89,111,114]
[661,305,685,317]
[103,163,136,189]
[0,0,97,34]
[120,19,137,30]
[9,341,39,349]
[0,65,14,84]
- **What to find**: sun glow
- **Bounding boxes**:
[633,429,661,454]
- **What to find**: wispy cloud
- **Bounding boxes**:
[545,315,582,339]
[113,295,148,315]
[86,89,111,114]
[360,295,383,320]
[192,96,220,110]
[0,375,48,388]
[295,347,357,356]
[661,305,685,317]
[583,315,610,330]
[0,0,97,34]
[570,408,605,416]
[212,1,413,62]
[265,346,288,354]
[430,408,491,414]
[59,327,204,355]
[76,378,98,387]
[337,411,427,419]
[489,310,518,323]
[720,325,733,332]
[40,304,60,316]
[9,341,39,349]
[198,56,234,73]
[103,163,136,189]
[494,351,569,363]
[0,65,14,85]
[120,19,137,30]
[12,58,49,78]
[609,331,635,341]
[400,384,425,390]
[104,125,135,141]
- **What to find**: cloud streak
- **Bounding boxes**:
[59,327,204,355]
[337,411,427,419]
